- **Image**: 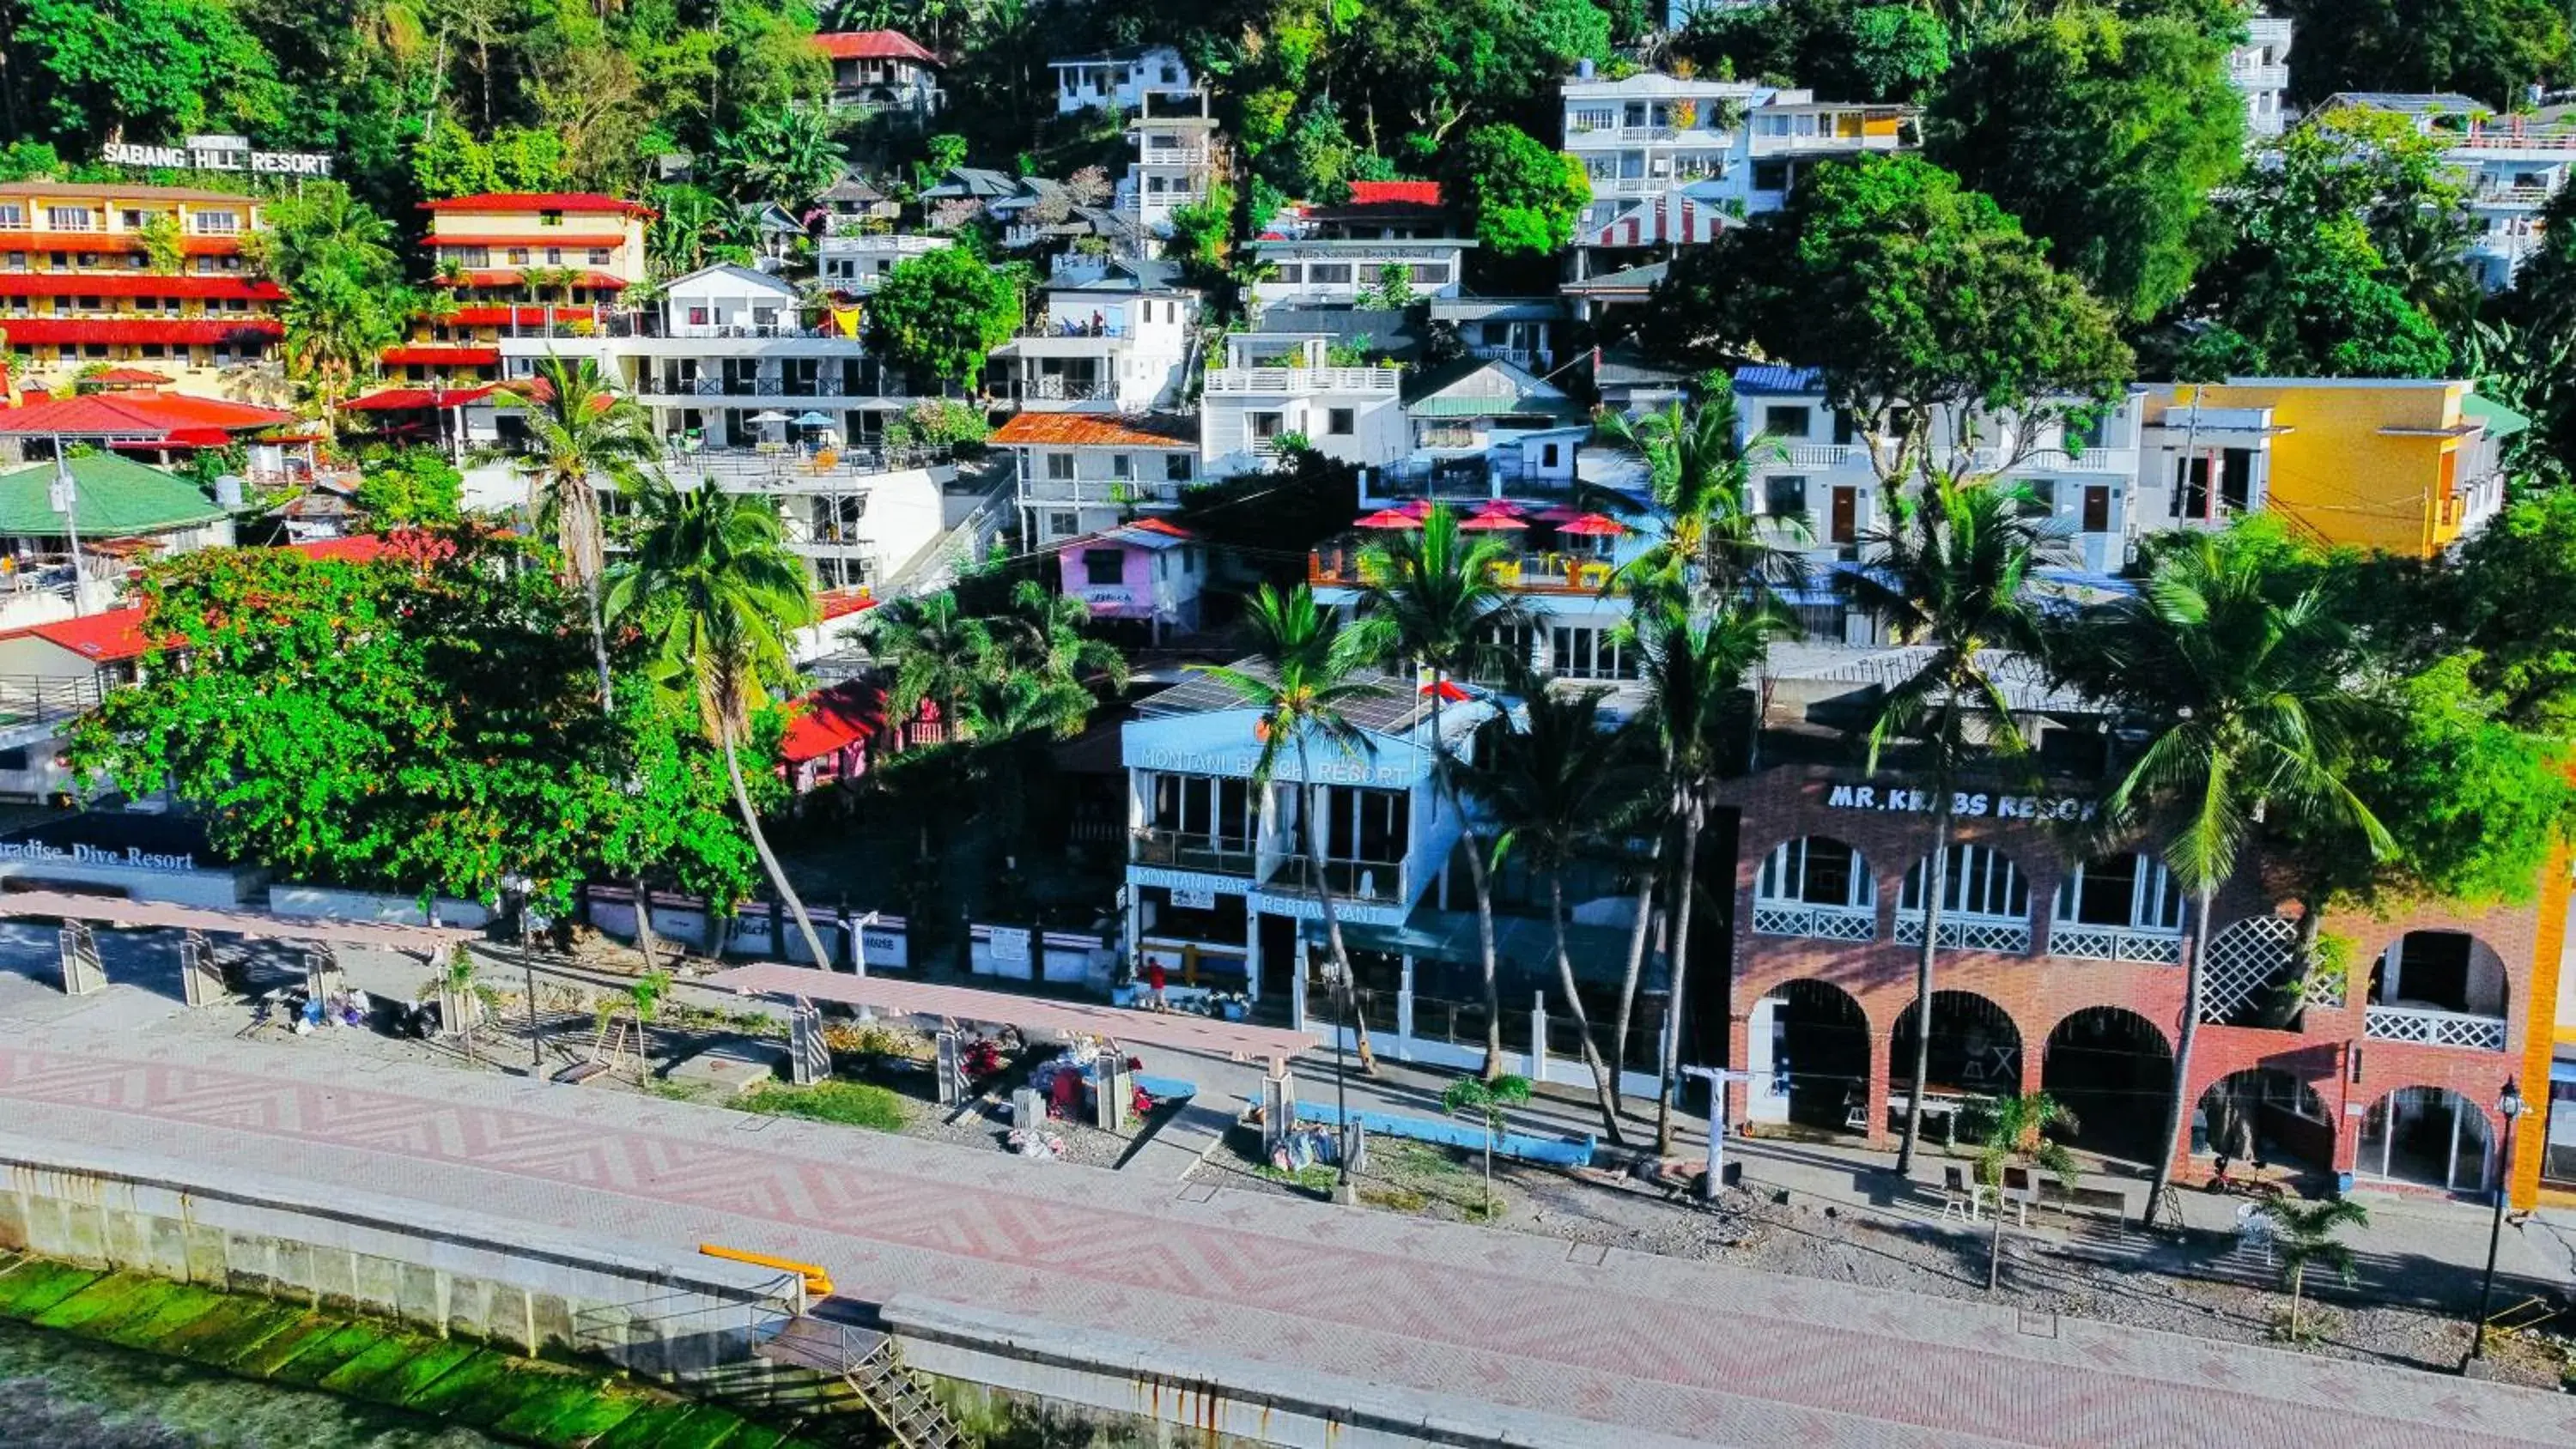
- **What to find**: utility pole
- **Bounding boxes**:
[50,437,84,615]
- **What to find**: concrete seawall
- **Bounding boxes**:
[0,1132,799,1385]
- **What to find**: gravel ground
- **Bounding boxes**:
[1198,1130,2573,1389]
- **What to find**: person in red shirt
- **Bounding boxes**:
[1145,960,1168,1010]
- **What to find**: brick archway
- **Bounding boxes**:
[2038,1005,2172,1166]
[1890,989,2023,1100]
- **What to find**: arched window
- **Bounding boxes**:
[1895,844,2032,953]
[2050,853,2186,962]
[1752,837,1875,941]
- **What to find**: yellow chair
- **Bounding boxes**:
[1488,559,1524,587]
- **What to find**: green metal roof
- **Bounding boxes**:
[0,453,228,537]
[2463,392,2530,440]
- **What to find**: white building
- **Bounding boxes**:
[2233,13,2294,140]
[1726,365,2145,580]
[1560,64,1918,271]
[995,410,1205,546]
[817,233,952,292]
[1051,45,1196,115]
[1248,238,1474,307]
[1120,96,1218,239]
[2315,93,2576,288]
[984,255,1199,412]
[1200,332,1405,478]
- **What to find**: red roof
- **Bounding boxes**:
[447,270,630,290]
[992,412,1200,448]
[815,29,939,64]
[1346,180,1443,208]
[1121,517,1194,540]
[0,319,281,344]
[9,606,155,663]
[288,535,391,562]
[445,306,588,327]
[344,384,499,411]
[381,345,501,366]
[84,367,173,385]
[780,680,885,764]
[0,390,295,438]
[814,586,878,621]
[0,233,243,256]
[422,193,654,217]
[428,233,629,248]
[0,276,283,300]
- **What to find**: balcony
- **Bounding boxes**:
[1781,442,1866,468]
[2048,922,2184,965]
[1022,476,1183,506]
[2362,1003,2507,1052]
[2470,185,2556,207]
[1009,376,1112,403]
[1131,828,1259,877]
[1264,855,1406,905]
[1892,913,2033,954]
[2228,62,2290,91]
[2452,129,2576,152]
[1467,344,1551,369]
[1752,900,1875,942]
[1204,366,1400,395]
[667,445,952,488]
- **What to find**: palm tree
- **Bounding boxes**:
[281,271,398,433]
[872,590,994,739]
[1973,1090,2081,1292]
[1349,504,1524,1079]
[1842,476,2064,1175]
[607,479,835,973]
[2255,1196,2369,1343]
[519,354,660,712]
[2069,530,2388,1224]
[1194,585,1388,1092]
[1595,394,1806,612]
[1634,604,1783,1153]
[1478,683,1656,1143]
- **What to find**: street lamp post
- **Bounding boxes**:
[2470,1078,2524,1361]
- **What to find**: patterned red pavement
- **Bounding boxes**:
[0,1034,2567,1448]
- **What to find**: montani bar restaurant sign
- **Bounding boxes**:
[101,134,333,177]
[1825,782,2099,822]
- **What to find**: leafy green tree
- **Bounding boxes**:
[20,0,288,141]
[2275,0,2571,109]
[411,118,571,201]
[647,184,731,280]
[1349,505,1523,1079]
[2065,530,2388,1225]
[355,446,464,529]
[710,106,845,209]
[2446,489,2576,730]
[1842,477,2064,1174]
[1678,0,1950,103]
[2253,1196,2369,1343]
[1195,585,1391,1088]
[609,479,832,972]
[1440,1073,1532,1219]
[1928,5,2245,320]
[866,246,1024,385]
[2340,655,2576,907]
[1163,180,1237,274]
[1447,123,1589,258]
[1649,155,2131,481]
[519,355,662,711]
[282,270,399,433]
[1974,1091,2081,1292]
[254,182,400,294]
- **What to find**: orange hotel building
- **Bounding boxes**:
[0,181,282,394]
[383,191,654,385]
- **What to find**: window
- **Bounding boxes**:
[1900,844,2028,919]
[587,249,611,265]
[2063,412,2106,452]
[1083,549,1125,586]
[1110,452,1133,479]
[1763,405,1811,439]
[1327,408,1355,436]
[1164,452,1194,482]
[1308,263,1353,284]
[1045,452,1075,480]
[1757,838,1873,908]
[1762,475,1807,517]
[688,306,709,326]
[1406,264,1449,285]
[1551,625,1634,679]
[1752,161,1789,191]
[46,206,92,231]
[0,204,21,227]
[1832,410,1857,446]
[195,210,238,235]
[2055,854,2184,931]
[506,248,530,266]
[1147,773,1257,847]
[1250,411,1285,440]
[1326,787,1409,864]
[544,248,564,265]
[2221,447,2254,512]
[2171,456,2212,518]
[539,210,565,227]
[1045,510,1078,537]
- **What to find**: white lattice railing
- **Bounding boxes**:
[2364,1003,2508,1052]
[1893,914,2033,954]
[2048,922,2184,965]
[1753,900,1876,942]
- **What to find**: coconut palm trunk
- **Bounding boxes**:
[717,715,833,973]
[1608,822,1664,1113]
[1294,732,1375,1073]
[1657,796,1708,1154]
[1898,809,1950,1175]
[1550,873,1625,1141]
[1425,663,1504,1082]
[2146,882,2217,1226]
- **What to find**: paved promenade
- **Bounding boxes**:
[0,979,2567,1447]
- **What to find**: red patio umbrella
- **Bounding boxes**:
[1534,504,1583,523]
[1354,508,1423,530]
[1556,512,1629,537]
[1470,498,1527,515]
[1396,498,1437,516]
[1458,511,1528,531]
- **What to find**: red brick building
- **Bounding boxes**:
[1718,761,2564,1210]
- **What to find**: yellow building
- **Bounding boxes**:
[0,181,282,396]
[2136,378,2518,559]
[390,191,654,384]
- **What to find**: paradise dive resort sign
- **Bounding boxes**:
[0,838,200,873]
[101,134,332,178]
[1825,782,2099,822]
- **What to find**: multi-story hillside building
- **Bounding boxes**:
[2316,93,2574,288]
[1050,45,1195,115]
[814,29,942,117]
[0,181,282,394]
[1120,94,1218,240]
[1559,64,1917,274]
[392,192,654,383]
[2233,12,2294,140]
[1199,332,1404,478]
[984,255,1199,412]
[997,411,1204,547]
[817,233,952,293]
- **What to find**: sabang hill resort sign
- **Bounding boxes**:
[101,135,332,178]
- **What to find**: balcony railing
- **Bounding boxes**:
[2470,185,2555,206]
[1467,345,1550,369]
[2048,922,2184,965]
[1131,828,1259,877]
[2362,1003,2508,1052]
[1013,376,1110,402]
[2228,62,2290,90]
[2452,129,2576,152]
[1752,900,1876,942]
[1263,855,1406,904]
[1782,442,1866,468]
[1204,366,1400,394]
[1893,913,2033,955]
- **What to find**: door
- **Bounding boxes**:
[1829,486,1857,544]
[2081,485,2111,534]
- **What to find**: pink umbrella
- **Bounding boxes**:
[1459,511,1528,531]
[1556,512,1629,537]
[1396,498,1437,517]
[1355,508,1423,530]
[1534,505,1583,523]
[1470,498,1527,515]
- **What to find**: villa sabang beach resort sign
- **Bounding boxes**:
[1825,782,2099,822]
[101,135,333,178]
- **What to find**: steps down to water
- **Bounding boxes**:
[757,1304,971,1449]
